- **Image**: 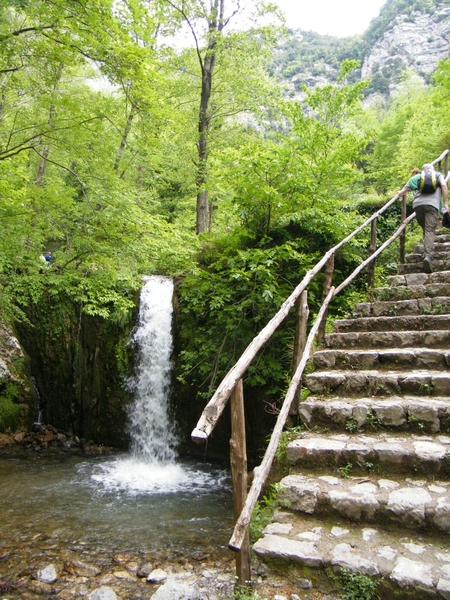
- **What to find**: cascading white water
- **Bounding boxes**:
[91,275,228,495]
[127,275,177,464]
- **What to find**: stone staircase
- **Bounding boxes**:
[253,231,450,599]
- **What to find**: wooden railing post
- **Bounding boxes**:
[399,196,407,266]
[368,217,377,290]
[317,255,334,343]
[230,379,251,587]
[290,290,309,415]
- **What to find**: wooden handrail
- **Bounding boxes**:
[191,193,401,444]
[229,284,336,550]
[190,148,449,582]
[229,210,416,552]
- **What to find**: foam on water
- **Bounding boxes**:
[90,457,229,496]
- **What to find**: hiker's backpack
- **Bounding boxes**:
[419,169,440,194]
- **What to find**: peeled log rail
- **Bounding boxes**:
[228,287,336,551]
[191,193,401,444]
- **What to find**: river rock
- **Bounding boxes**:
[149,576,196,599]
[87,586,118,600]
[147,568,168,583]
[137,562,154,577]
[65,559,102,577]
[37,564,58,583]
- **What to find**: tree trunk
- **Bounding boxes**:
[195,0,223,234]
[114,105,136,175]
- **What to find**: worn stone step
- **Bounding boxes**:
[398,259,450,274]
[406,251,450,264]
[353,297,450,318]
[415,241,450,253]
[298,395,450,433]
[277,474,450,534]
[434,232,450,242]
[372,282,450,302]
[285,432,450,476]
[387,271,450,287]
[253,510,450,599]
[325,329,450,350]
[334,314,450,333]
[312,348,450,370]
[305,368,450,397]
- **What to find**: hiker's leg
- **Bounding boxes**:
[414,206,426,251]
[422,205,438,256]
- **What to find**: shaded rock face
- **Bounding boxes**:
[13,298,136,447]
[0,321,33,430]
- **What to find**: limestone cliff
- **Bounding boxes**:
[276,0,450,101]
[361,3,450,96]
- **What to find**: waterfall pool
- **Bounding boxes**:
[0,451,232,560]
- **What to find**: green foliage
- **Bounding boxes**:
[0,395,26,432]
[176,236,317,397]
[275,425,306,468]
[230,586,261,600]
[339,462,353,478]
[339,568,378,600]
[249,483,281,543]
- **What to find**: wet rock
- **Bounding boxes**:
[65,559,101,577]
[37,564,57,584]
[137,562,154,577]
[113,569,135,581]
[87,586,118,600]
[147,568,168,583]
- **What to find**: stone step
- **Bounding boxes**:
[305,368,450,397]
[298,395,450,434]
[406,251,450,264]
[415,241,450,253]
[387,271,450,287]
[353,296,450,318]
[398,259,450,274]
[325,329,450,350]
[253,511,450,599]
[312,348,450,370]
[277,473,450,534]
[285,432,450,477]
[333,314,450,333]
[372,282,450,302]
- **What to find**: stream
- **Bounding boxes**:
[0,276,236,598]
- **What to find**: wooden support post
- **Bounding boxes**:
[290,290,309,416]
[368,217,378,291]
[230,380,251,587]
[317,255,334,343]
[399,197,406,266]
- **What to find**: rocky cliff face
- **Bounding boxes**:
[361,4,450,96]
[278,2,450,101]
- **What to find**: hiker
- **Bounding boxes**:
[43,251,52,266]
[397,163,449,273]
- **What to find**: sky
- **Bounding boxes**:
[274,0,386,37]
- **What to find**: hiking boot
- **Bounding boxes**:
[423,255,433,273]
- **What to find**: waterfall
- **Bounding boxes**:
[90,275,228,495]
[127,275,177,464]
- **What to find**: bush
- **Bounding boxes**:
[0,396,25,432]
[340,568,378,600]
